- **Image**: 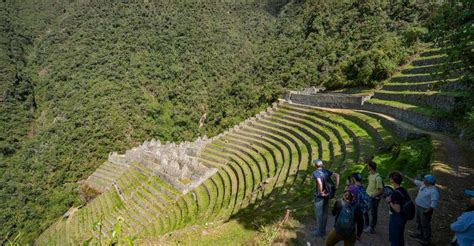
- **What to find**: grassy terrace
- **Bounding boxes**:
[38,102,408,245]
[375,90,466,96]
[366,98,444,117]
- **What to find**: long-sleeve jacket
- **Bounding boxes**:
[451,211,474,246]
[332,199,364,238]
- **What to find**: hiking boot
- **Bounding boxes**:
[409,232,422,239]
[414,237,430,246]
[363,226,374,234]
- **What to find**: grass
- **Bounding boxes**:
[376,90,467,96]
[367,98,442,116]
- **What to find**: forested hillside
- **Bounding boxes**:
[0,0,441,243]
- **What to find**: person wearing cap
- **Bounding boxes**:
[365,161,384,234]
[450,196,474,246]
[312,159,340,237]
[404,173,440,246]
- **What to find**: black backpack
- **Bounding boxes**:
[319,170,336,199]
[395,189,415,221]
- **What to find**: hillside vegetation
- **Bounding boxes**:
[0,0,444,243]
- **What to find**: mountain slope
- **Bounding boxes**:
[0,0,438,243]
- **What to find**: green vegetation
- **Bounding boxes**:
[428,0,474,139]
[0,0,445,243]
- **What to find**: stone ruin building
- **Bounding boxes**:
[108,137,217,194]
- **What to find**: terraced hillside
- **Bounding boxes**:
[37,48,471,245]
[37,97,411,244]
[365,48,468,132]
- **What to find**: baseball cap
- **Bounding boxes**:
[313,159,323,166]
[424,174,436,184]
[352,173,362,182]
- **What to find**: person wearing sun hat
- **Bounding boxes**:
[403,173,440,246]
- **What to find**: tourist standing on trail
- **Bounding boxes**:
[312,159,340,238]
[326,190,364,246]
[450,195,474,246]
[387,172,409,246]
[404,174,440,246]
[364,161,383,233]
[346,173,370,226]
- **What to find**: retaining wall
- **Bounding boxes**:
[359,111,428,141]
[362,102,455,132]
[373,92,461,112]
[288,93,371,109]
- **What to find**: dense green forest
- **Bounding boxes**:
[1,0,467,243]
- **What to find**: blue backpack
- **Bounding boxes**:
[335,200,356,237]
[357,186,370,213]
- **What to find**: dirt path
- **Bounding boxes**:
[300,108,474,245]
[302,203,420,246]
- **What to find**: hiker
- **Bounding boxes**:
[312,159,340,237]
[364,161,383,233]
[326,190,364,246]
[386,171,410,246]
[404,174,440,246]
[345,174,358,204]
[345,173,370,226]
[450,194,474,246]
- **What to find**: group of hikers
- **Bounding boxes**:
[311,159,474,246]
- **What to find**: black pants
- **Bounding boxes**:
[389,213,406,246]
[367,197,380,228]
[415,205,433,244]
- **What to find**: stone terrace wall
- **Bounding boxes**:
[108,137,217,194]
[288,92,372,109]
[373,92,460,112]
[362,102,455,132]
[360,111,428,141]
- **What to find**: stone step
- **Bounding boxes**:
[226,133,277,178]
[273,110,331,161]
[282,103,356,167]
[268,112,325,188]
[237,127,293,197]
[283,104,364,162]
[200,163,235,218]
[211,139,263,191]
[234,131,285,166]
[206,142,255,210]
[251,119,303,192]
[198,152,244,215]
[223,135,273,179]
[278,107,346,168]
